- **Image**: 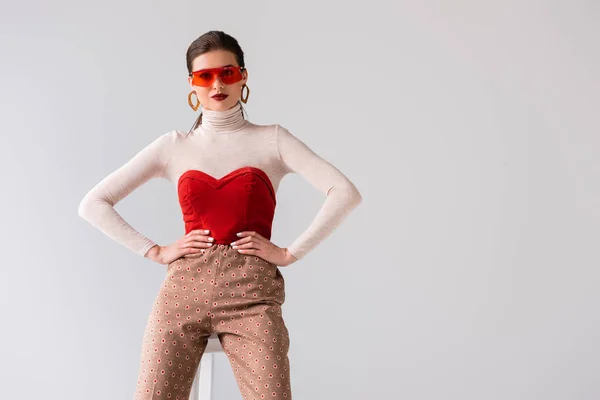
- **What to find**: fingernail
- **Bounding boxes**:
[208,237,214,241]
[236,232,242,236]
[204,230,210,233]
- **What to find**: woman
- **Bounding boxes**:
[78,30,362,400]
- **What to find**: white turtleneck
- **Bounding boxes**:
[78,102,362,261]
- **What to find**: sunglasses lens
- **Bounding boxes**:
[191,67,243,87]
[192,72,214,87]
[219,67,243,84]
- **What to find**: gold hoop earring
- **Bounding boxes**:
[188,91,200,111]
[240,84,250,104]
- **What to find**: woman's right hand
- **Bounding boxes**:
[145,229,214,265]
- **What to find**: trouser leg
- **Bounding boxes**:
[134,251,218,399]
[218,303,292,399]
[212,245,292,399]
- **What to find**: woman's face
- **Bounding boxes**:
[188,49,248,111]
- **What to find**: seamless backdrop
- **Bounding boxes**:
[1,1,599,399]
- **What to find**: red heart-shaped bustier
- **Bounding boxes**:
[177,166,276,244]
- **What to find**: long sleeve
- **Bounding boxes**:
[77,132,172,257]
[275,124,362,260]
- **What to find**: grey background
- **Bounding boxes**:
[1,1,599,399]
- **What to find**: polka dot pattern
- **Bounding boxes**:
[134,244,292,399]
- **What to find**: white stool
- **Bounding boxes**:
[189,332,223,400]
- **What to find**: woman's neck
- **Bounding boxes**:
[200,101,247,133]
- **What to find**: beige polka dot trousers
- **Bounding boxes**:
[134,244,292,399]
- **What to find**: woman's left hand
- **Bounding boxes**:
[231,231,298,267]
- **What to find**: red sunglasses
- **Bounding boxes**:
[189,65,246,87]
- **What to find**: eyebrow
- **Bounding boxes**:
[195,64,234,71]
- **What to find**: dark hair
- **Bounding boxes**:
[186,30,247,135]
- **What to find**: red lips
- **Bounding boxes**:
[212,94,228,100]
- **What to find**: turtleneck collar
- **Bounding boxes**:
[199,101,248,134]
